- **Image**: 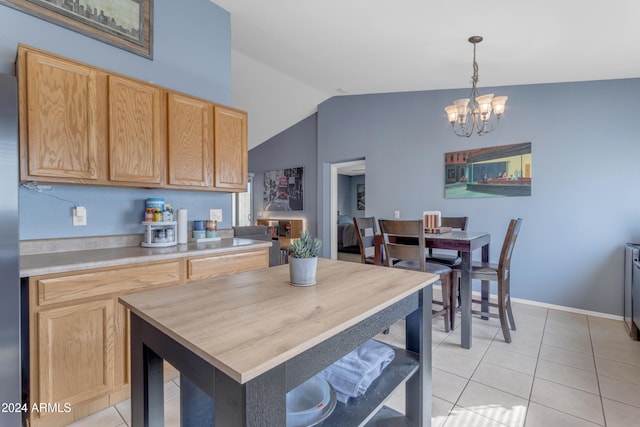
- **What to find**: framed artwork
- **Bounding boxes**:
[444,142,532,199]
[263,167,304,211]
[356,184,365,210]
[1,0,153,58]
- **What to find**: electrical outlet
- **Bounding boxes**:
[73,206,87,226]
[209,209,223,222]
[394,210,400,219]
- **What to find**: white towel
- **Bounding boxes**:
[323,340,395,403]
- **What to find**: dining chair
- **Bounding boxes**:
[378,219,452,332]
[453,218,523,343]
[426,216,469,329]
[426,216,469,266]
[353,216,377,265]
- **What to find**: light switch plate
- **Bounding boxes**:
[73,206,87,226]
[209,209,223,222]
[394,210,400,219]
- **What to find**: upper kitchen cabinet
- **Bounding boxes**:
[166,92,213,188]
[107,75,164,186]
[17,45,248,192]
[214,106,248,191]
[18,46,107,183]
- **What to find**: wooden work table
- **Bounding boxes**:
[119,258,437,426]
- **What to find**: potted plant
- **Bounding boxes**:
[288,230,322,286]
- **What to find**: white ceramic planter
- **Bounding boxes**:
[289,256,318,286]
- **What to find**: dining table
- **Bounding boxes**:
[119,258,438,426]
[374,230,490,349]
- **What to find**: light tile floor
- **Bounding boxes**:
[68,299,640,427]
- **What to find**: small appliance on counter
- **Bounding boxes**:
[141,198,177,247]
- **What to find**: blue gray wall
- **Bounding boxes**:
[256,78,640,316]
[249,114,317,234]
[0,0,234,239]
[316,79,640,316]
[337,174,351,217]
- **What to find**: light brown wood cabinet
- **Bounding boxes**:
[28,260,183,427]
[167,92,213,188]
[18,47,107,183]
[27,246,269,427]
[17,44,248,192]
[107,75,164,186]
[214,105,248,191]
[186,248,269,281]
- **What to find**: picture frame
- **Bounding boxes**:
[263,167,304,211]
[356,184,365,210]
[444,142,532,199]
[1,0,153,59]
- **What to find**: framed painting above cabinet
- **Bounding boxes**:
[0,0,153,58]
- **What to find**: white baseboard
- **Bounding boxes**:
[432,284,623,321]
[510,296,623,321]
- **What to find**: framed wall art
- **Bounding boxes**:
[263,167,304,211]
[356,184,365,210]
[1,0,153,58]
[444,142,532,199]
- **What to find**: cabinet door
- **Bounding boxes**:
[214,106,248,190]
[108,75,164,184]
[167,92,213,187]
[37,299,115,410]
[21,49,102,181]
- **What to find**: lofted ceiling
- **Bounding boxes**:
[212,0,640,149]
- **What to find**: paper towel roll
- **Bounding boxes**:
[177,208,188,244]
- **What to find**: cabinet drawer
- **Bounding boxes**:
[187,249,268,281]
[36,261,182,306]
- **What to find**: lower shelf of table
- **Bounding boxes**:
[321,345,419,427]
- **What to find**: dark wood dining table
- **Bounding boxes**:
[374,230,490,349]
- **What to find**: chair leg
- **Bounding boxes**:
[506,294,516,330]
[497,281,512,343]
[440,273,451,333]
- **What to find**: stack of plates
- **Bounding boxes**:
[286,374,337,427]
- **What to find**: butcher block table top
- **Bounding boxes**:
[119,258,437,384]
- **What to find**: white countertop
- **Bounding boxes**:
[20,238,272,277]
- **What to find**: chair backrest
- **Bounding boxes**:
[428,216,468,257]
[499,218,523,275]
[378,219,425,270]
[441,216,468,231]
[353,216,377,263]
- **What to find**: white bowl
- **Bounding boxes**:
[286,373,332,427]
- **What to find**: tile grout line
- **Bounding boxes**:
[520,306,547,427]
[588,315,608,427]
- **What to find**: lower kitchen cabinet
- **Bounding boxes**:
[187,248,269,281]
[25,245,270,427]
[27,260,183,427]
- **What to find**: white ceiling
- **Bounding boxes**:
[212,0,640,149]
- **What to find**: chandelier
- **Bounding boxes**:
[444,36,508,137]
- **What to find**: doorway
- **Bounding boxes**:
[329,159,366,260]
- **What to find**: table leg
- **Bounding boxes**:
[130,314,164,427]
[405,287,432,426]
[214,365,287,426]
[481,244,490,320]
[181,374,214,427]
[460,252,472,349]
